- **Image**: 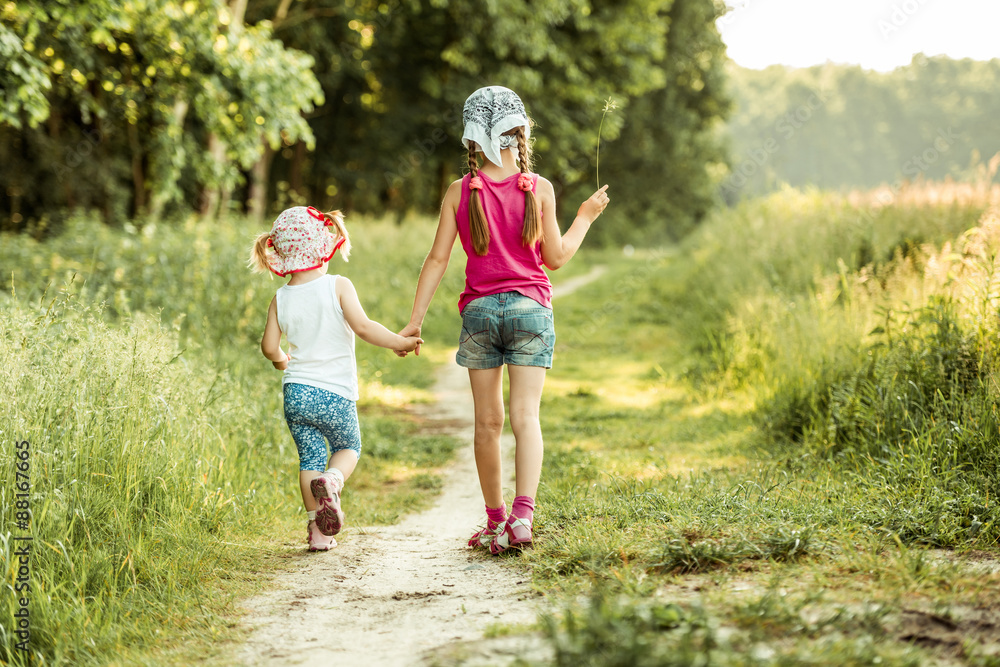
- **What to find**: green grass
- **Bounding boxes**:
[504,186,1000,665]
[0,214,462,665]
[5,185,1000,665]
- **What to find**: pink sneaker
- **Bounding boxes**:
[490,517,532,555]
[307,520,337,551]
[311,473,345,536]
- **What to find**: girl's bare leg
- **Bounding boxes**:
[298,450,358,510]
[468,366,506,508]
[299,471,321,511]
[506,365,547,499]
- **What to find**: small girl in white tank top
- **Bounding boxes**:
[249,206,422,551]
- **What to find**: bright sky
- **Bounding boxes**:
[717,0,1000,72]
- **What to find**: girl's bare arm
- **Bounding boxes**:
[399,179,461,346]
[538,180,609,270]
[338,277,422,352]
[260,297,289,369]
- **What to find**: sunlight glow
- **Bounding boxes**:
[718,0,1000,71]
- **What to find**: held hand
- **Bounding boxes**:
[578,185,610,223]
[395,324,422,357]
[399,336,424,354]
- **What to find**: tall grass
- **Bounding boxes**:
[515,178,1000,665]
[0,213,461,665]
[0,212,465,384]
[684,182,1000,546]
[0,298,284,664]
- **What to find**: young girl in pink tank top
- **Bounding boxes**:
[398,86,610,554]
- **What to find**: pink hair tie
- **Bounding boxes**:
[305,206,328,224]
[517,173,534,192]
[469,176,484,191]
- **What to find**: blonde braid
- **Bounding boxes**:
[468,143,490,256]
[517,128,542,246]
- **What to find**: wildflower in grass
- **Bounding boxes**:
[597,97,618,190]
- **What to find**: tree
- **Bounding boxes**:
[0,0,321,229]
[723,56,1000,197]
[3,0,733,243]
[588,0,731,242]
[253,0,729,242]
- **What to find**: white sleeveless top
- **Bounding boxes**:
[275,274,358,402]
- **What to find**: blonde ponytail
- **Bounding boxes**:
[322,209,351,261]
[248,232,272,273]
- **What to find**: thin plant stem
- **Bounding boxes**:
[596,97,616,190]
[597,112,606,190]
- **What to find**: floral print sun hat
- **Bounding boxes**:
[264,206,345,277]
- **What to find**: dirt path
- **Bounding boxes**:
[233,268,606,667]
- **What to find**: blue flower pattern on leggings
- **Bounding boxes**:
[283,383,362,471]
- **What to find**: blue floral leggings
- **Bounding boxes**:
[283,383,362,471]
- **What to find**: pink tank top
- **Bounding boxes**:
[455,171,553,313]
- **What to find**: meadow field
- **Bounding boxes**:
[3,176,1000,665]
[0,214,467,665]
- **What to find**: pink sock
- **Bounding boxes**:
[485,504,507,530]
[510,495,535,524]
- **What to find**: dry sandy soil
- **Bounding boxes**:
[232,268,607,667]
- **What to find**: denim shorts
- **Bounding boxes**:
[457,291,555,369]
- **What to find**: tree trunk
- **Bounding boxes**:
[274,0,294,23]
[148,98,189,221]
[195,0,248,220]
[228,0,247,32]
[47,108,77,209]
[289,140,306,196]
[199,134,226,218]
[248,142,275,222]
[127,120,146,216]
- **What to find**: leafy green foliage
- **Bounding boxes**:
[2,0,730,244]
[0,0,321,228]
[588,0,731,243]
[0,17,51,128]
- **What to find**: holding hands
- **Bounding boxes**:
[395,323,422,357]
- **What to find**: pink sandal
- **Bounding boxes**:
[311,473,345,536]
[468,522,506,549]
[490,517,532,555]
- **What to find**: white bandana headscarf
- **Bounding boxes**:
[461,86,530,168]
